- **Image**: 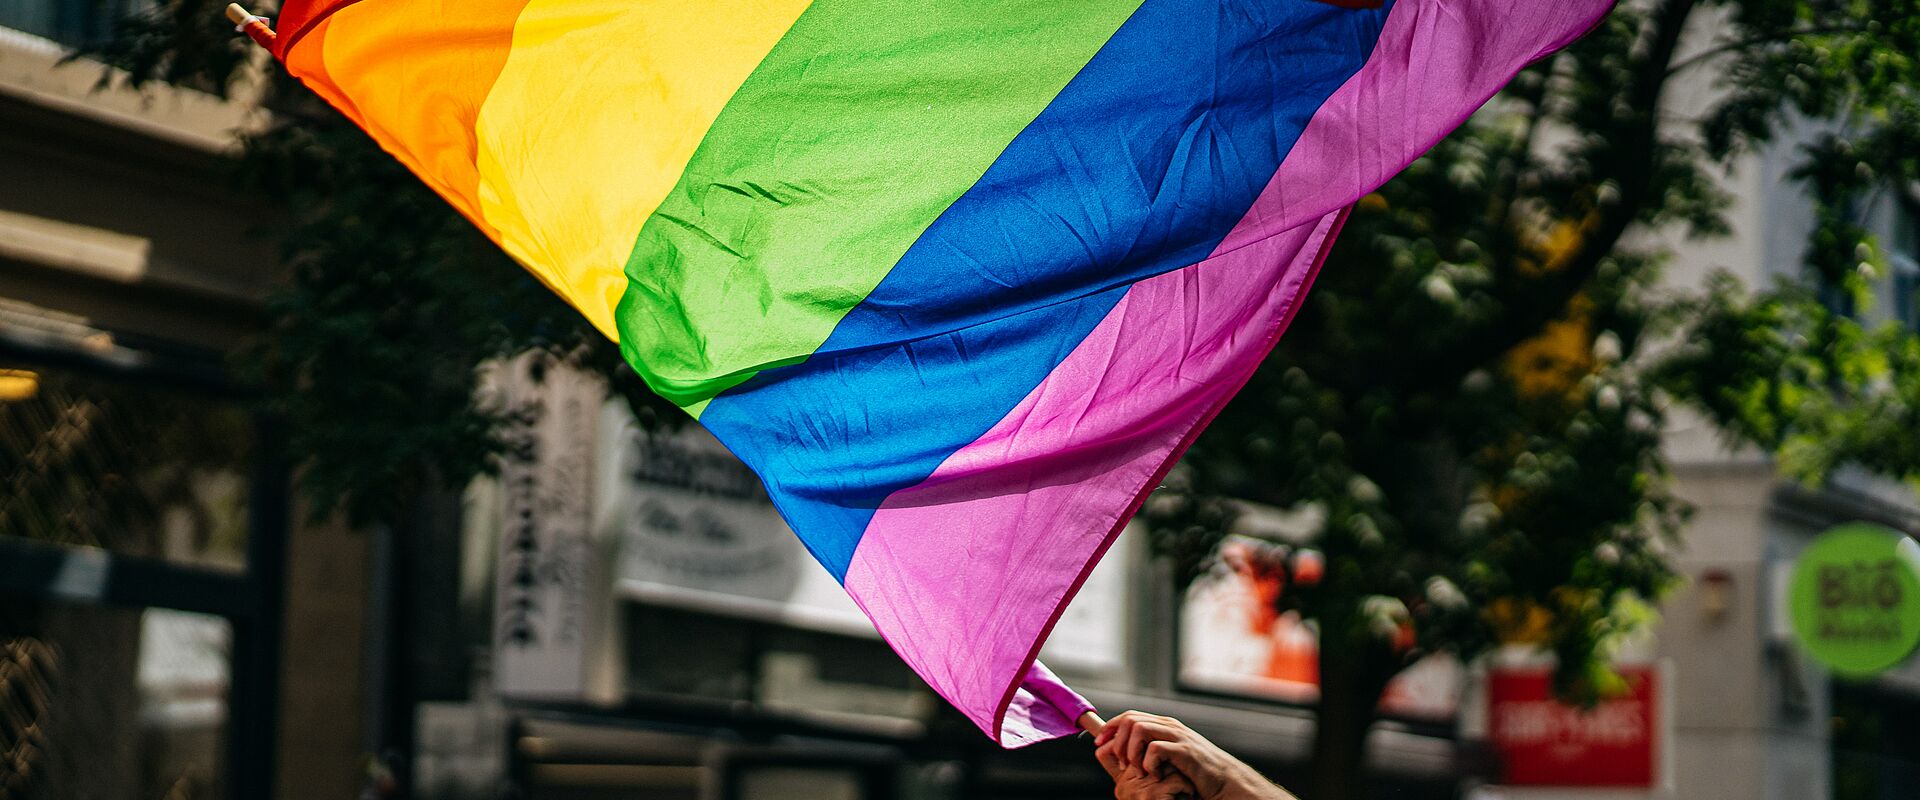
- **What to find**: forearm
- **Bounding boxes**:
[1216,764,1295,800]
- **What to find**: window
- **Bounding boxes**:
[0,602,232,800]
[1893,206,1920,332]
[0,357,255,572]
[0,328,289,799]
[0,0,141,48]
[1832,682,1920,800]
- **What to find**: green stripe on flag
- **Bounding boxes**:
[612,0,1144,412]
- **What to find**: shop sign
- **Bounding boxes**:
[491,359,608,700]
[1788,523,1920,677]
[599,418,875,637]
[1487,666,1656,788]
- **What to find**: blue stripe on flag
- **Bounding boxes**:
[703,0,1392,580]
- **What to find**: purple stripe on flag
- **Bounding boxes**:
[1217,0,1615,254]
[838,0,1618,746]
[843,209,1344,745]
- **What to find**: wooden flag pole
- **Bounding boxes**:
[1077,710,1106,737]
[225,4,277,48]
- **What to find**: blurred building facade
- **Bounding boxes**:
[1458,27,1920,800]
[0,9,372,800]
[1627,131,1920,800]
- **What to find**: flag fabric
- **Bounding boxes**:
[265,0,1614,746]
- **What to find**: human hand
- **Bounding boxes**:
[1095,732,1198,800]
[1093,711,1296,800]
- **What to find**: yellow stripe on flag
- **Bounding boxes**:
[309,0,534,240]
[473,0,813,341]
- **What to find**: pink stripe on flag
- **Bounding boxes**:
[844,210,1346,746]
[1218,0,1615,254]
[841,0,1617,746]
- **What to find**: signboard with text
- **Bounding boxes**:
[1788,523,1920,677]
[1487,666,1657,788]
[488,358,610,700]
[598,416,876,637]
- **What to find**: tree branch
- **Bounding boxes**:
[1666,25,1870,76]
[1418,0,1701,388]
[1490,57,1556,247]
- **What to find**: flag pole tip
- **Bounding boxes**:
[1077,711,1106,737]
[225,3,276,48]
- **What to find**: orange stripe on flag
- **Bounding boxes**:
[295,0,533,240]
[283,16,362,133]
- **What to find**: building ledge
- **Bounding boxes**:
[0,26,265,156]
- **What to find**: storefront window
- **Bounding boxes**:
[0,0,140,47]
[0,359,253,571]
[1893,209,1919,332]
[0,601,230,800]
[1832,682,1920,800]
[1178,535,1462,721]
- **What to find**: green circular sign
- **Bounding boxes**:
[1789,523,1920,678]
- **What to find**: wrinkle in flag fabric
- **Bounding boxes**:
[266,0,1617,747]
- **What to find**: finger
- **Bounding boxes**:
[1094,740,1125,779]
[1142,740,1190,776]
[1111,765,1151,800]
[1133,711,1178,727]
[1161,775,1199,800]
[1118,718,1149,767]
[1123,720,1180,767]
[1097,710,1145,746]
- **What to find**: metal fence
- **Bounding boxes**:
[0,334,286,799]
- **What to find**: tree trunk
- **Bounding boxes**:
[1308,642,1398,800]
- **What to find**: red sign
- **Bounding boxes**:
[1487,666,1657,787]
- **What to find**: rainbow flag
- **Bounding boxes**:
[264,0,1613,745]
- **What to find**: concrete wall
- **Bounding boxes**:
[0,29,276,350]
[277,512,375,800]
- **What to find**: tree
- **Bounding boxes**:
[1143,2,1920,798]
[87,2,680,525]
